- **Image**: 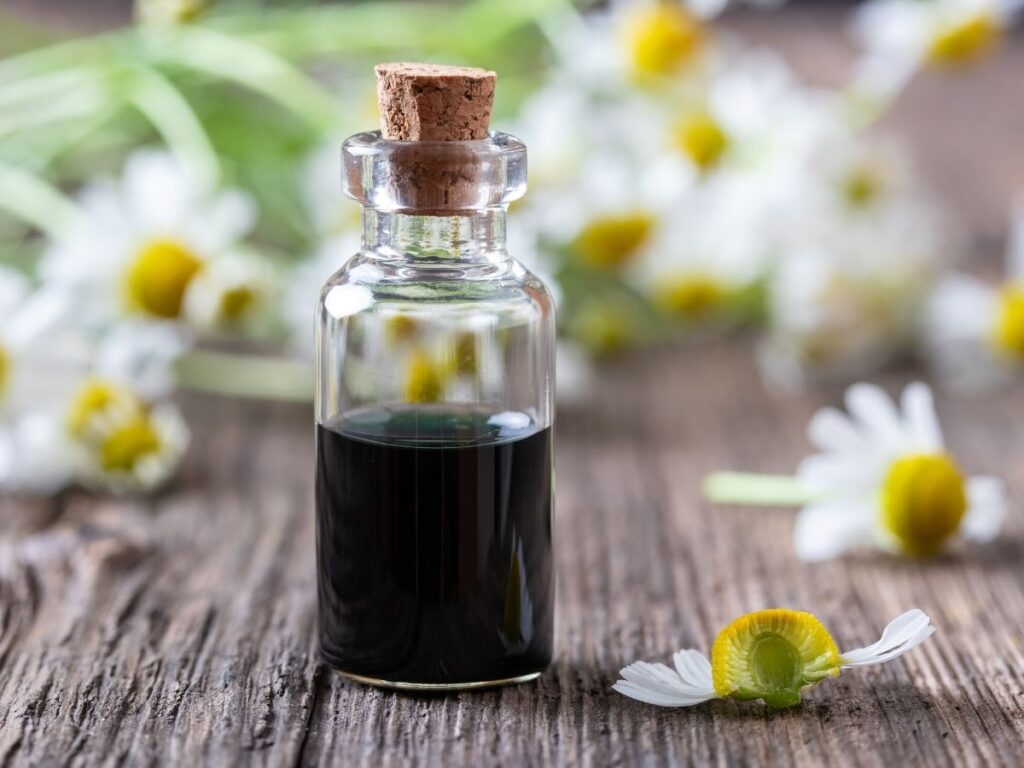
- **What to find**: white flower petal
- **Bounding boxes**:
[797,452,884,494]
[845,383,906,449]
[794,501,875,561]
[673,649,715,692]
[613,652,718,707]
[899,382,944,451]
[840,609,934,667]
[0,413,79,494]
[807,406,865,454]
[962,475,1007,543]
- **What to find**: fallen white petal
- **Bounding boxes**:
[840,609,935,667]
[613,652,718,707]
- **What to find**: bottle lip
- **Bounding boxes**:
[342,130,527,213]
[343,130,525,154]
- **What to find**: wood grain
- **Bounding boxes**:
[1,338,1022,767]
[3,6,1024,767]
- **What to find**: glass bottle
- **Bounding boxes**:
[314,130,556,689]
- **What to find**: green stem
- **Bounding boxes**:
[127,64,220,188]
[703,472,817,507]
[176,350,314,403]
[139,26,341,132]
[0,163,84,239]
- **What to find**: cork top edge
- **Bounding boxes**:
[375,61,496,142]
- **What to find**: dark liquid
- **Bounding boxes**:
[315,406,553,686]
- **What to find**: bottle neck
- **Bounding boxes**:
[362,208,508,264]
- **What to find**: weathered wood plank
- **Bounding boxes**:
[1,338,1023,767]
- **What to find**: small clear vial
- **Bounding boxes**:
[314,127,556,689]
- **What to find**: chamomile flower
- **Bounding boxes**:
[0,271,89,492]
[183,250,276,334]
[925,201,1024,388]
[619,1,710,83]
[666,53,831,178]
[614,608,934,708]
[0,268,90,417]
[41,150,256,328]
[794,382,1005,560]
[704,382,1006,560]
[635,180,771,328]
[853,0,1024,100]
[66,377,189,493]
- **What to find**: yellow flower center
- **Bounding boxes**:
[126,239,203,319]
[711,609,840,708]
[136,0,209,25]
[404,349,445,403]
[843,165,883,208]
[880,453,967,557]
[654,273,729,320]
[99,417,162,472]
[624,3,706,80]
[386,315,420,346]
[0,343,9,404]
[991,283,1024,360]
[574,213,655,271]
[67,379,142,438]
[453,332,480,376]
[673,113,729,171]
[927,13,1000,66]
[219,285,255,322]
[569,300,635,357]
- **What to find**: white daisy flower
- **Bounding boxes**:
[66,377,189,494]
[925,200,1024,389]
[704,382,1006,560]
[40,149,256,328]
[526,149,685,275]
[852,0,1023,100]
[183,249,276,333]
[538,1,711,89]
[615,608,934,709]
[665,52,833,179]
[0,267,91,418]
[0,412,79,495]
[794,382,1006,560]
[633,176,774,327]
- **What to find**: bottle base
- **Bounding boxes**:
[333,669,542,692]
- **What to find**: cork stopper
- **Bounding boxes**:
[375,62,496,141]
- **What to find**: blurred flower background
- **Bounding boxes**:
[0,0,1021,495]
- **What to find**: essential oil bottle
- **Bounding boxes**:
[314,63,556,690]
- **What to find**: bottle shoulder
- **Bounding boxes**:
[319,252,556,313]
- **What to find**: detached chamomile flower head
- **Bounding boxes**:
[615,608,934,709]
[41,150,256,329]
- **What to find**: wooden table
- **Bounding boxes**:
[1,337,1022,766]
